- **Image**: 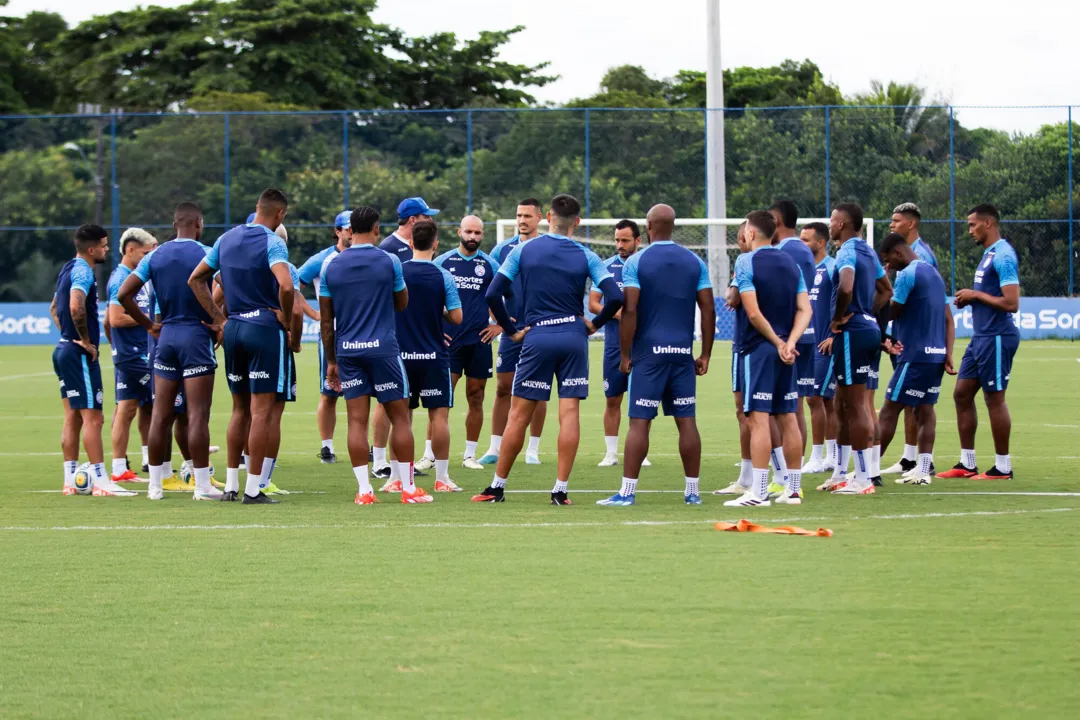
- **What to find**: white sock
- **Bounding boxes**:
[685,477,699,497]
[604,436,618,456]
[753,468,770,498]
[423,440,434,461]
[389,458,400,481]
[63,460,77,487]
[620,477,637,496]
[871,444,881,477]
[487,435,502,456]
[149,464,164,492]
[92,463,107,486]
[853,448,870,485]
[770,447,788,487]
[163,459,173,477]
[353,465,372,494]
[373,446,387,468]
[825,439,837,465]
[903,444,918,462]
[141,445,149,467]
[225,467,239,494]
[995,454,1011,473]
[491,475,507,489]
[111,458,126,477]
[435,459,449,480]
[244,471,262,497]
[918,453,932,476]
[259,458,276,489]
[464,440,477,459]
[788,469,802,494]
[552,479,567,493]
[528,436,541,455]
[738,459,753,488]
[194,466,211,492]
[321,438,334,453]
[833,446,851,479]
[395,461,415,493]
[809,445,824,463]
[961,449,977,470]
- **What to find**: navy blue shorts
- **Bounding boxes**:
[53,342,103,411]
[868,343,883,391]
[114,360,152,406]
[627,358,697,419]
[224,320,286,395]
[603,350,629,398]
[338,354,410,404]
[794,344,816,397]
[886,361,945,407]
[405,359,453,409]
[959,334,1019,393]
[833,329,881,387]
[317,336,343,398]
[147,336,185,413]
[813,353,837,399]
[731,351,744,394]
[512,331,589,401]
[449,342,493,380]
[154,324,216,383]
[277,350,297,403]
[496,334,523,374]
[739,343,797,415]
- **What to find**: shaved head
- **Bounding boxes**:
[458,214,484,253]
[173,202,204,241]
[645,204,676,241]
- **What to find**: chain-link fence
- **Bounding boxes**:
[1,106,1077,300]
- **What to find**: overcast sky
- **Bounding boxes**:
[8,0,1077,132]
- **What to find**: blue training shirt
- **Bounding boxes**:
[204,223,290,327]
[107,264,151,366]
[730,273,747,355]
[133,239,214,326]
[434,248,499,348]
[832,238,886,333]
[297,245,339,296]
[490,234,528,331]
[776,236,818,346]
[590,254,627,354]
[319,244,406,358]
[972,239,1020,337]
[735,245,807,352]
[494,233,611,335]
[809,256,837,357]
[396,260,461,362]
[55,257,99,348]
[892,259,948,364]
[379,232,413,262]
[621,242,711,364]
[912,237,939,269]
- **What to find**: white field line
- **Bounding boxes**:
[0,364,114,381]
[0,507,1074,533]
[20,488,1080,498]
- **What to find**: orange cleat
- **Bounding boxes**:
[62,486,79,496]
[401,488,434,504]
[355,492,379,505]
[379,479,403,493]
[936,463,978,479]
[434,479,462,492]
[972,467,1013,481]
[111,469,143,483]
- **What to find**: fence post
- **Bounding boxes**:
[1069,106,1074,297]
[584,109,591,218]
[110,113,120,268]
[342,111,350,209]
[949,106,956,295]
[224,113,230,227]
[824,106,831,215]
[466,110,473,213]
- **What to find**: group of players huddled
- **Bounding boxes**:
[51,189,1020,506]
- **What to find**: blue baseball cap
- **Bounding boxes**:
[335,210,352,229]
[397,197,439,220]
[246,212,256,224]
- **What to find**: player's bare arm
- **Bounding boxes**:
[618,286,640,374]
[49,295,60,330]
[696,287,715,375]
[117,272,160,337]
[740,289,791,363]
[955,284,1019,313]
[188,260,227,327]
[872,274,894,314]
[944,302,957,375]
[68,287,97,361]
[790,291,813,358]
[318,296,340,391]
[271,262,295,328]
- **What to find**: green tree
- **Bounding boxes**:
[0,2,67,112]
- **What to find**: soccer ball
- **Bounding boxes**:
[73,463,93,495]
[180,460,215,485]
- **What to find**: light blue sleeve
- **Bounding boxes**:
[133,251,154,283]
[994,247,1020,287]
[735,253,755,293]
[621,252,640,289]
[107,271,123,307]
[497,243,524,281]
[70,262,95,296]
[288,262,300,288]
[206,237,223,270]
[695,255,712,291]
[585,248,613,287]
[432,250,451,269]
[796,271,807,294]
[892,265,916,305]
[481,251,500,274]
[391,255,406,292]
[267,237,289,268]
[874,253,886,280]
[318,258,333,298]
[441,267,462,311]
[298,248,327,284]
[836,243,856,272]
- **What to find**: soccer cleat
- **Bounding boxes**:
[62,485,79,496]
[936,463,978,479]
[723,491,770,507]
[354,492,379,505]
[822,460,836,472]
[415,457,435,472]
[413,467,429,478]
[92,480,137,497]
[596,493,635,506]
[550,490,573,505]
[318,447,337,464]
[402,488,434,504]
[871,476,884,487]
[526,452,542,465]
[896,474,932,485]
[220,490,239,502]
[766,481,786,499]
[882,458,917,475]
[802,459,826,474]
[111,469,143,483]
[973,466,1013,481]
[477,453,499,465]
[242,492,279,504]
[209,445,220,454]
[597,453,619,467]
[193,486,224,501]
[714,481,749,495]
[161,474,193,492]
[833,482,875,495]
[684,493,702,505]
[210,476,225,490]
[147,486,165,500]
[379,479,403,493]
[372,464,392,480]
[141,463,150,473]
[471,486,505,502]
[461,457,485,470]
[262,482,291,495]
[774,488,802,505]
[434,479,462,492]
[817,476,846,492]
[642,457,651,467]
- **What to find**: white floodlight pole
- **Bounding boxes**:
[705,0,729,288]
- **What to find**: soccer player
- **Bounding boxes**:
[799,222,838,474]
[320,205,431,505]
[477,199,548,467]
[397,220,463,491]
[597,205,713,506]
[106,228,157,482]
[434,215,501,469]
[876,233,956,484]
[938,204,1020,480]
[52,224,135,497]
[723,211,811,507]
[589,219,651,468]
[297,210,353,464]
[475,194,623,505]
[189,188,295,504]
[820,203,893,495]
[882,202,939,476]
[120,202,221,501]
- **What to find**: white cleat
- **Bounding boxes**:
[525,452,541,465]
[833,481,875,495]
[415,457,436,472]
[802,459,826,474]
[597,453,619,467]
[821,461,836,472]
[91,480,138,497]
[461,457,485,470]
[713,481,750,495]
[774,488,803,505]
[882,460,911,474]
[147,485,164,501]
[896,474,932,486]
[817,476,846,492]
[193,486,224,500]
[723,491,771,507]
[209,445,220,455]
[641,457,651,467]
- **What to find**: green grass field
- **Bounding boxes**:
[1,340,1079,718]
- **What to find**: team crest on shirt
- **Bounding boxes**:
[982,253,994,269]
[474,264,486,277]
[814,272,823,286]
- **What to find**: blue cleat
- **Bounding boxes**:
[477,453,499,465]
[596,493,635,506]
[525,452,542,465]
[684,493,702,505]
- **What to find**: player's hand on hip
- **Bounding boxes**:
[817,336,834,355]
[509,326,531,344]
[202,320,225,349]
[75,339,97,363]
[695,356,709,376]
[479,325,501,344]
[326,363,341,392]
[829,314,853,335]
[443,333,453,347]
[583,318,598,336]
[271,307,287,329]
[148,322,163,340]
